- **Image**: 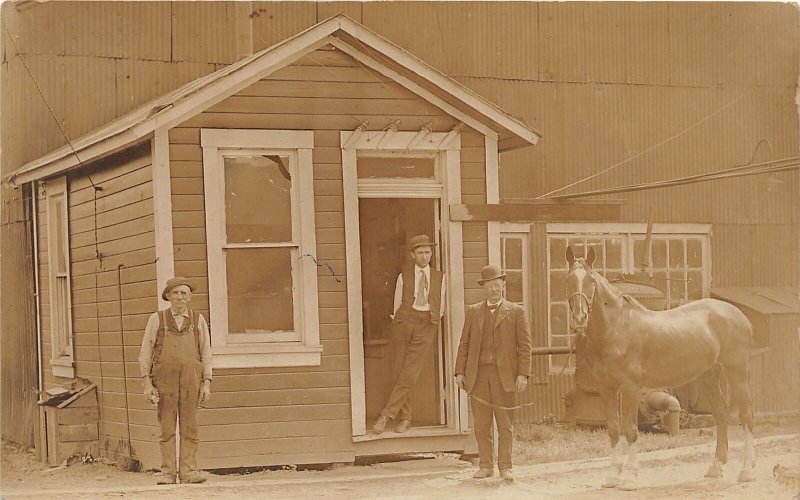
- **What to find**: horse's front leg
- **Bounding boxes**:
[598,385,623,488]
[617,384,641,491]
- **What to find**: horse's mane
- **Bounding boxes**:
[594,271,651,311]
[573,259,648,311]
[587,267,622,300]
[621,294,648,310]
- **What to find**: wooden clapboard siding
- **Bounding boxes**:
[460,129,488,305]
[60,145,158,461]
[208,96,440,116]
[162,45,476,466]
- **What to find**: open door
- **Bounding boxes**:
[359,198,446,429]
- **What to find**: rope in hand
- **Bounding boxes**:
[463,337,578,411]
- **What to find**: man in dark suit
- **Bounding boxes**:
[373,234,445,434]
[455,264,532,482]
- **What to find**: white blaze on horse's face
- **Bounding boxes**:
[565,245,597,335]
[567,266,594,333]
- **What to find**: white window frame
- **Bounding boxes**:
[545,223,712,375]
[499,223,530,312]
[45,176,75,378]
[202,129,321,368]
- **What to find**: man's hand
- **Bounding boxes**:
[198,380,212,407]
[454,374,465,390]
[516,375,528,393]
[143,377,159,407]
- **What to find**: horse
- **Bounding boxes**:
[564,245,755,490]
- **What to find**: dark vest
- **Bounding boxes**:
[152,308,202,365]
[479,304,499,365]
[393,265,443,324]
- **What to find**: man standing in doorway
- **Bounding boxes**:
[373,234,445,434]
[455,264,532,482]
[139,277,212,484]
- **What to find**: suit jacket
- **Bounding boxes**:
[454,299,532,393]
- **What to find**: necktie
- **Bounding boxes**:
[415,270,428,307]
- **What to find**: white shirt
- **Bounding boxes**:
[486,299,503,312]
[393,265,446,317]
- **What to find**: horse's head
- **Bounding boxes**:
[565,245,597,335]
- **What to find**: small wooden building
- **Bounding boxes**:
[8,15,551,469]
[710,287,800,416]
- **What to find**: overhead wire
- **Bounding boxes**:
[548,157,799,200]
[536,88,758,199]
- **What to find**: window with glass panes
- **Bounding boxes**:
[202,129,321,368]
[500,232,528,309]
[223,154,297,339]
[45,176,75,378]
[546,224,710,374]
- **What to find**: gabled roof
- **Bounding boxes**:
[8,15,541,186]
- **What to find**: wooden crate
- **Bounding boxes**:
[41,384,100,466]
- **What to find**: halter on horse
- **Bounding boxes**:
[564,245,756,489]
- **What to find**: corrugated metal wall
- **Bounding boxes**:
[6,2,796,192]
[2,2,798,441]
[0,185,39,445]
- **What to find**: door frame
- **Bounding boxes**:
[341,129,466,438]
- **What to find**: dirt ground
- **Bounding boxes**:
[2,433,799,499]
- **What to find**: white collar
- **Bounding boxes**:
[486,299,502,309]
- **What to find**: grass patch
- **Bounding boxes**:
[513,413,800,466]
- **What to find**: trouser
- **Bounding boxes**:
[471,364,516,470]
[152,330,202,478]
[381,309,438,421]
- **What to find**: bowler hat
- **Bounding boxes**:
[161,276,196,301]
[408,234,436,251]
[477,264,506,285]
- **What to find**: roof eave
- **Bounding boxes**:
[337,16,541,148]
[6,16,344,186]
[498,134,539,153]
[7,14,542,184]
[7,128,154,186]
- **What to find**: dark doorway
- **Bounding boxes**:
[359,197,444,429]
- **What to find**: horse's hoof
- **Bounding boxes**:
[602,476,621,488]
[737,469,755,483]
[705,467,723,478]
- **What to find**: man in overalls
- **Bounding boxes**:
[372,234,445,434]
[139,277,212,484]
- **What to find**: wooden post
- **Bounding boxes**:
[449,201,625,223]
